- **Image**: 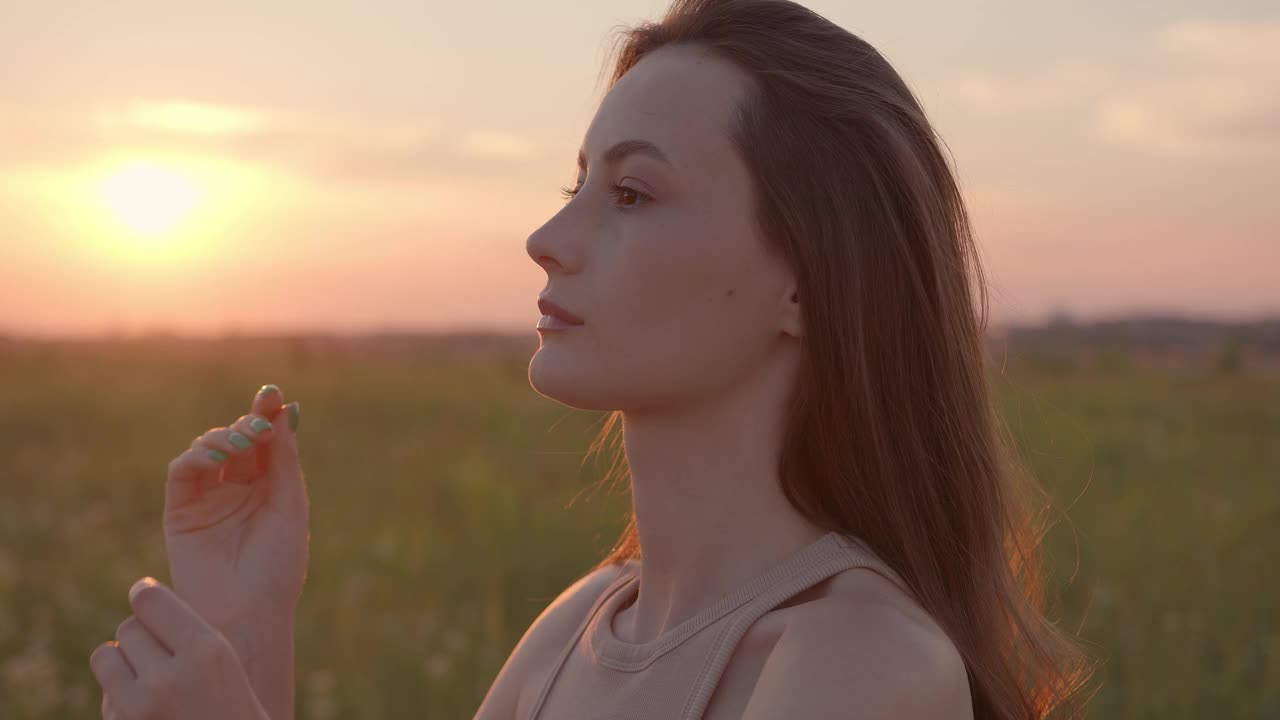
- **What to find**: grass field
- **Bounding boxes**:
[0,336,1275,718]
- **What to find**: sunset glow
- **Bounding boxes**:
[0,4,1273,338]
[97,159,202,239]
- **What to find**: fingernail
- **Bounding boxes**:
[288,401,301,432]
[258,384,280,396]
[249,417,273,433]
[208,449,228,463]
[129,577,156,603]
[229,432,252,449]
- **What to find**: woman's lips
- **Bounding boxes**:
[537,314,580,331]
[537,296,585,325]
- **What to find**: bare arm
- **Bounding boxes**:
[227,617,296,720]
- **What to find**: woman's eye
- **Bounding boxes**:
[608,183,648,208]
[558,181,651,209]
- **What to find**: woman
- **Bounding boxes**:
[88,0,1098,718]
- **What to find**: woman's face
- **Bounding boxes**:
[526,44,802,414]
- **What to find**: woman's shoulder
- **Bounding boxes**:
[745,566,972,718]
[517,558,635,660]
[555,559,635,614]
[475,559,633,719]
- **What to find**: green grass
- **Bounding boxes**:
[0,339,1275,718]
[992,360,1279,717]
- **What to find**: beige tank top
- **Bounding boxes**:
[525,530,913,720]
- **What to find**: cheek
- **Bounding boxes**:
[602,238,739,332]
[595,240,757,388]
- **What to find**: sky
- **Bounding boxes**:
[1,0,1276,338]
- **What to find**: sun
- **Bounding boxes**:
[98,159,202,238]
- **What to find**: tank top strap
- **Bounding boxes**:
[678,533,906,719]
[525,561,640,720]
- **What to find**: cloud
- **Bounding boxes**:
[1155,17,1280,67]
[94,101,276,137]
[942,59,1108,114]
[942,17,1280,161]
[0,99,547,182]
[1094,19,1280,159]
[457,129,538,161]
[1094,73,1280,159]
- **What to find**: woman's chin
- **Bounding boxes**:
[527,352,613,411]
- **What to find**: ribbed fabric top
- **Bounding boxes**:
[525,530,912,720]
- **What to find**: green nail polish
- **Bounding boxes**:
[207,449,228,463]
[288,401,300,432]
[229,432,252,449]
[258,384,280,396]
[249,417,272,433]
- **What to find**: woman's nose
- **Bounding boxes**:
[526,215,582,273]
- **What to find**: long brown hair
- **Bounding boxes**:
[576,0,1100,717]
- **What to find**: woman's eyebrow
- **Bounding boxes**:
[577,138,674,171]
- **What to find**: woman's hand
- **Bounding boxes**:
[89,577,271,720]
[162,384,308,634]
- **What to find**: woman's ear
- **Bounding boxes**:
[782,287,802,338]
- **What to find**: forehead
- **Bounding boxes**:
[580,44,753,173]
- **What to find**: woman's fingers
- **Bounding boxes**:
[89,641,135,695]
[190,418,271,484]
[115,615,172,676]
[254,384,287,425]
[219,413,276,485]
[166,442,229,511]
[246,383,304,514]
[164,385,288,511]
[166,422,266,509]
[250,385,286,474]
